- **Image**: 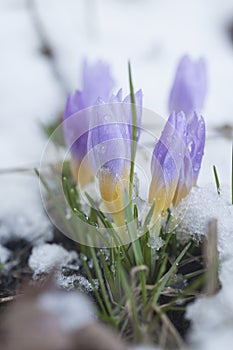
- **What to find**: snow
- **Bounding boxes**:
[37,290,95,332]
[29,243,79,276]
[0,176,53,245]
[176,184,233,349]
[177,184,233,273]
[57,273,99,293]
[0,0,62,246]
[28,243,98,292]
[187,284,233,350]
[0,245,11,264]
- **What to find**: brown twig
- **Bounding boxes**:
[0,167,36,175]
[204,219,221,296]
[153,305,186,349]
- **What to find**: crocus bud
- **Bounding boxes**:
[63,60,114,186]
[88,91,142,227]
[169,55,207,117]
[173,112,205,207]
[149,111,187,220]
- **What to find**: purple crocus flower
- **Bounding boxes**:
[173,112,205,207]
[149,111,187,219]
[169,55,207,117]
[87,90,142,226]
[63,60,114,186]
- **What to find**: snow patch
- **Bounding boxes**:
[28,243,98,293]
[0,212,53,246]
[29,243,79,276]
[179,184,233,349]
[187,282,233,350]
[177,185,233,263]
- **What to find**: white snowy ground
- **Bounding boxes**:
[0,0,233,349]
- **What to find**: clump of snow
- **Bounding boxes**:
[29,243,79,277]
[147,236,164,250]
[178,184,233,349]
[176,185,233,263]
[56,273,98,293]
[0,244,11,264]
[37,290,95,333]
[28,243,98,293]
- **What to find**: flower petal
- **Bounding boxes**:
[169,55,207,117]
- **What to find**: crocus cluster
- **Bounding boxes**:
[63,56,206,228]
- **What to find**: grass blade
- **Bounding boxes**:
[128,62,137,201]
[213,165,221,195]
[151,242,191,306]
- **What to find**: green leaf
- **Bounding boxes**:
[123,190,143,265]
[89,246,118,328]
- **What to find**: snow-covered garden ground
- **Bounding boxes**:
[0,0,233,349]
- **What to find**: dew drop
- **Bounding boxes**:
[65,208,71,220]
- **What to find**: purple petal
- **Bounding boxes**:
[173,112,206,206]
[169,55,207,117]
[87,101,131,181]
[122,89,143,141]
[62,60,114,167]
[188,113,205,180]
[63,90,84,120]
[82,60,114,106]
